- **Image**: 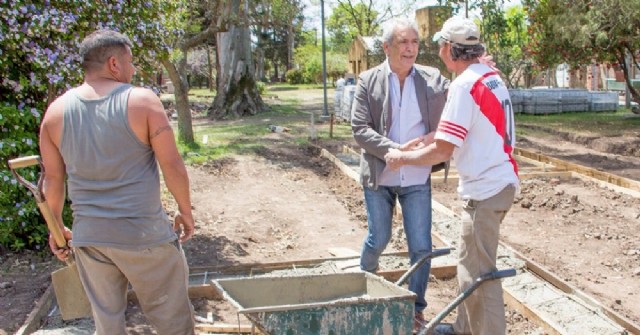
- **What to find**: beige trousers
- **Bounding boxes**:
[75,242,195,335]
[453,185,516,335]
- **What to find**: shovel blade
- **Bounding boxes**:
[51,262,92,320]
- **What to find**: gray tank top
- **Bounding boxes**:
[60,84,175,250]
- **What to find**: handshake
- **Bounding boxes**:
[384,132,436,171]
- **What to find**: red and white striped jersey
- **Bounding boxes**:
[434,63,519,200]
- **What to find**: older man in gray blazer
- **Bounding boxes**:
[351,17,449,332]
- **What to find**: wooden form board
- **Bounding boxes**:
[515,147,640,193]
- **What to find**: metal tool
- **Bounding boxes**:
[395,248,452,286]
[417,268,517,335]
[8,155,92,320]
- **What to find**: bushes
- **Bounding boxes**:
[0,1,173,252]
[0,105,48,251]
[285,69,305,85]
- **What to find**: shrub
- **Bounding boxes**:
[285,69,305,85]
[0,0,175,251]
[0,105,48,251]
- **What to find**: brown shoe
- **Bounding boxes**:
[413,312,426,334]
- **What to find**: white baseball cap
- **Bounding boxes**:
[432,17,480,45]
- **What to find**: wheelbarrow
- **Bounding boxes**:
[213,248,451,335]
[416,268,518,335]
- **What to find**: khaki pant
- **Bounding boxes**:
[75,242,195,335]
[453,185,516,335]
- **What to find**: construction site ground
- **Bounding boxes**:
[1,88,639,334]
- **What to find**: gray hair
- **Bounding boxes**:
[80,30,132,71]
[382,18,419,45]
[450,43,486,61]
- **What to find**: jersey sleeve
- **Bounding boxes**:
[434,84,474,148]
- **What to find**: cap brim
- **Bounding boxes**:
[432,32,443,43]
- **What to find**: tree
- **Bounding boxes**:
[209,0,268,119]
[252,0,306,81]
[524,0,640,102]
[481,5,532,87]
[160,1,222,144]
[293,44,348,84]
[325,0,419,52]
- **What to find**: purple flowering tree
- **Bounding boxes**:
[0,0,178,251]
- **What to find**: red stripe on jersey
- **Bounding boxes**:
[438,120,467,141]
[470,72,519,176]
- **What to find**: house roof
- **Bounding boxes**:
[360,36,382,51]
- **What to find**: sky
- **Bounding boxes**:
[303,0,523,32]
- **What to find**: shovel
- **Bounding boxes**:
[8,155,92,320]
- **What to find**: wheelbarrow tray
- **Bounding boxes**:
[213,272,416,335]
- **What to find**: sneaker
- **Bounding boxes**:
[413,312,426,334]
[433,324,458,335]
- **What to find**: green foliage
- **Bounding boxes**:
[256,81,267,95]
[482,5,533,88]
[0,0,178,251]
[0,105,52,251]
[286,69,305,84]
[524,0,640,68]
[523,0,640,101]
[292,44,348,85]
[327,2,381,53]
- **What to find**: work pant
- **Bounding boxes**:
[75,241,195,335]
[453,185,516,335]
[360,183,433,313]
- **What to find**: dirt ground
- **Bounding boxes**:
[1,90,639,334]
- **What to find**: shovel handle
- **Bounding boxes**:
[9,155,68,250]
[37,200,68,249]
[8,155,40,169]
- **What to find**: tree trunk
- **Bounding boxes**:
[255,47,265,82]
[209,9,267,120]
[287,24,294,70]
[618,51,640,106]
[161,57,194,144]
[207,46,215,91]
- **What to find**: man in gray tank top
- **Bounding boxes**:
[39,29,195,335]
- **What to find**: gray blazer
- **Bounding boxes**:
[351,62,450,189]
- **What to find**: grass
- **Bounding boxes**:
[173,85,340,164]
[266,83,325,91]
[515,108,640,137]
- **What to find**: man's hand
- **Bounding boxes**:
[421,131,436,146]
[479,52,501,74]
[399,137,424,151]
[385,148,405,171]
[49,226,72,262]
[174,212,195,243]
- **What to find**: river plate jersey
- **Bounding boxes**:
[434,63,519,200]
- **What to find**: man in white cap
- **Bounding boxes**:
[384,16,520,335]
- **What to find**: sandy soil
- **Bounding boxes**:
[1,90,639,334]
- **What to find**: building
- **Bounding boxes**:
[347,6,451,78]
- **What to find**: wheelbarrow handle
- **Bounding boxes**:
[479,268,517,281]
[395,248,452,286]
[418,268,518,335]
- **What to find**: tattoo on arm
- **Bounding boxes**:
[150,125,172,140]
